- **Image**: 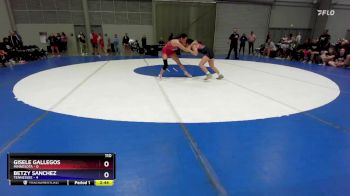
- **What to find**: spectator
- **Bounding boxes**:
[48,33,60,56]
[2,37,12,50]
[8,31,21,49]
[319,29,331,51]
[113,34,120,55]
[141,35,147,49]
[239,33,248,55]
[297,38,312,62]
[132,40,141,54]
[0,50,8,67]
[264,39,277,58]
[321,46,336,65]
[226,28,240,59]
[229,29,348,68]
[14,31,23,47]
[329,48,347,67]
[345,54,350,67]
[61,32,68,53]
[296,32,302,45]
[56,33,62,51]
[90,31,99,55]
[248,31,256,55]
[77,32,87,55]
[281,34,294,59]
[98,33,106,55]
[341,40,350,67]
[308,39,321,64]
[335,38,349,52]
[1,37,16,64]
[1,31,46,65]
[122,33,130,54]
[107,38,112,55]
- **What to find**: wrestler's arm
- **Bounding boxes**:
[190,43,199,56]
[172,40,191,53]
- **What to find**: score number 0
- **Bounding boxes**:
[103,161,110,178]
[103,154,112,179]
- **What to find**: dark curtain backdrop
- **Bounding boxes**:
[155,1,216,49]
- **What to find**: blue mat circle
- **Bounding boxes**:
[134,65,214,77]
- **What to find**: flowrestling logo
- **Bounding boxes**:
[317,10,335,16]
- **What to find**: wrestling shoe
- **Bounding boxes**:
[204,74,213,80]
[216,74,224,80]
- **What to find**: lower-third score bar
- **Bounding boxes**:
[10,180,114,186]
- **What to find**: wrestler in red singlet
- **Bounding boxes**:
[158,33,194,79]
[162,41,178,57]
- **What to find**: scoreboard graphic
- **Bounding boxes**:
[7,153,116,186]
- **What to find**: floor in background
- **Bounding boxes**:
[1,55,350,196]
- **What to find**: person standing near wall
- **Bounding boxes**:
[13,31,23,48]
[113,34,120,55]
[56,33,62,52]
[141,35,147,49]
[226,28,240,59]
[48,33,60,56]
[239,33,248,56]
[122,33,130,55]
[8,31,21,49]
[248,31,256,55]
[107,38,112,55]
[98,33,106,55]
[77,32,87,56]
[60,32,68,54]
[90,31,99,55]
